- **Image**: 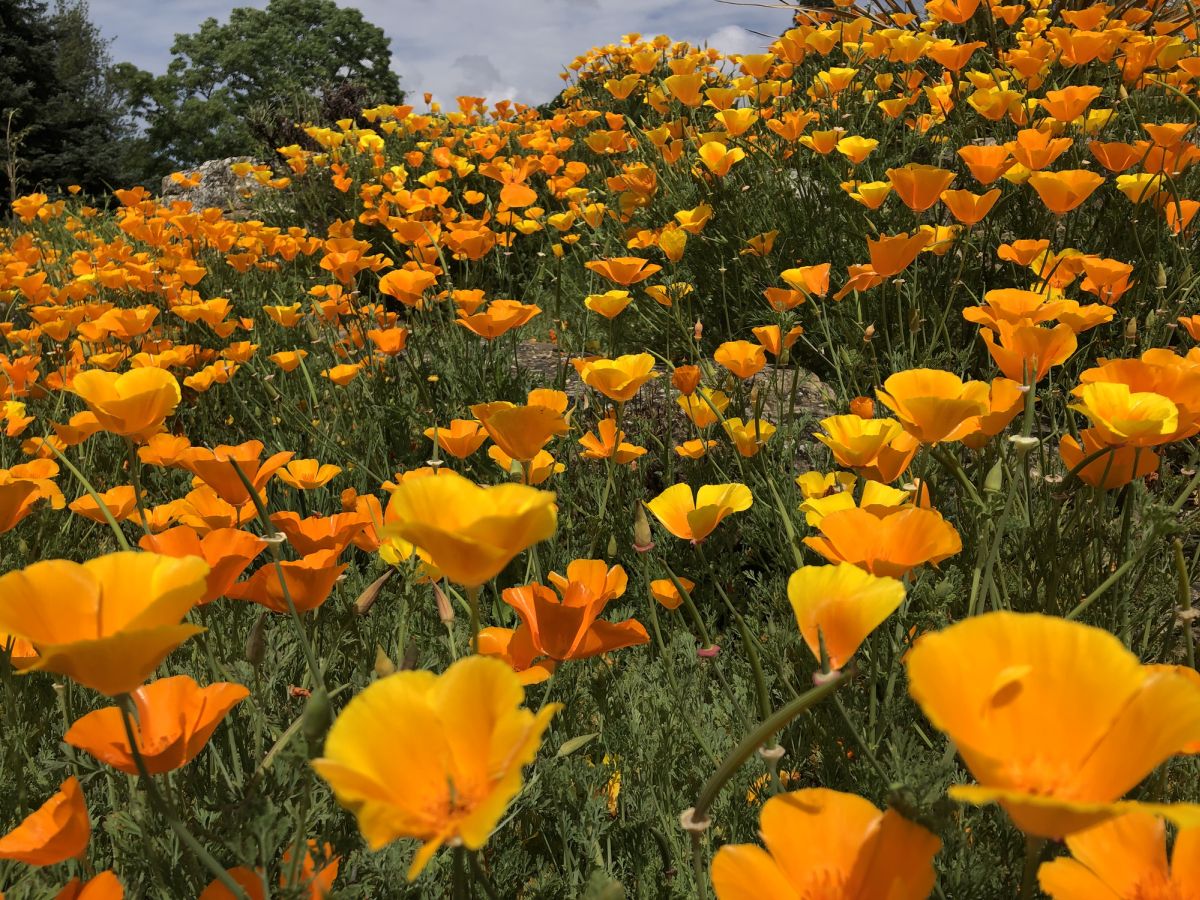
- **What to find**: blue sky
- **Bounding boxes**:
[89,0,794,107]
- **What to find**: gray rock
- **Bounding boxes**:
[159,157,266,215]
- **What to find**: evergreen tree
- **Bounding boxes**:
[1,0,135,204]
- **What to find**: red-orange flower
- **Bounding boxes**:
[226,549,347,614]
[139,526,267,604]
[64,675,248,775]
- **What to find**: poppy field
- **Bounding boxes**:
[4,0,1200,896]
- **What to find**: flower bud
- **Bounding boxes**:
[633,503,655,553]
[434,582,455,626]
[245,612,267,667]
[302,687,332,750]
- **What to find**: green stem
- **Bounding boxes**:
[691,670,848,822]
[47,439,130,550]
[1017,837,1046,900]
[467,584,482,654]
[118,697,248,899]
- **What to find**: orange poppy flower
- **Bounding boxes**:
[382,471,557,587]
[456,300,541,340]
[787,563,906,670]
[0,552,206,695]
[584,257,662,287]
[138,526,267,604]
[722,418,777,457]
[366,326,410,357]
[0,478,51,533]
[268,350,309,372]
[180,441,294,506]
[137,433,193,467]
[803,506,962,578]
[573,353,659,403]
[226,548,347,614]
[51,870,124,899]
[940,187,1002,225]
[1038,812,1200,898]
[64,675,248,775]
[320,363,364,386]
[958,144,1015,185]
[199,867,266,900]
[876,369,991,444]
[69,487,140,525]
[1060,429,1160,490]
[980,321,1078,383]
[276,459,342,490]
[0,776,90,866]
[424,420,488,459]
[1040,86,1102,123]
[645,482,752,543]
[671,365,701,396]
[268,511,366,556]
[584,290,632,319]
[175,486,257,535]
[1028,170,1105,214]
[866,231,933,277]
[815,415,921,483]
[697,141,746,178]
[779,263,831,298]
[487,447,562,486]
[1006,129,1074,171]
[470,401,568,462]
[311,655,560,879]
[579,417,647,464]
[501,560,648,666]
[674,439,718,459]
[71,367,181,441]
[1178,315,1200,341]
[906,612,1200,839]
[711,788,940,899]
[950,377,1026,450]
[887,164,956,211]
[649,576,694,610]
[714,340,767,380]
[280,840,339,899]
[477,627,557,685]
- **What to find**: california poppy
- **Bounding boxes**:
[276,459,342,490]
[887,164,956,211]
[138,526,267,603]
[65,675,248,775]
[816,415,920,483]
[0,776,90,865]
[1028,170,1106,214]
[787,563,906,670]
[382,471,557,587]
[0,552,206,695]
[311,655,560,879]
[268,512,366,556]
[907,612,1200,839]
[866,231,933,277]
[501,559,648,667]
[573,354,659,404]
[425,420,488,459]
[471,401,569,462]
[579,417,646,463]
[226,549,347,614]
[876,369,991,444]
[1038,813,1200,898]
[714,340,767,380]
[584,257,662,287]
[711,788,940,899]
[180,441,294,507]
[71,368,181,441]
[646,482,752,543]
[803,506,962,578]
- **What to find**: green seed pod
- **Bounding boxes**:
[302,687,332,750]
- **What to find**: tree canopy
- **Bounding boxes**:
[126,0,404,169]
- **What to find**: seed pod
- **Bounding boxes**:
[302,687,332,750]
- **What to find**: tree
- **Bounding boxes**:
[129,0,404,169]
[1,0,133,204]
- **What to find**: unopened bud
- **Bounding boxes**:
[606,533,618,557]
[1124,317,1138,342]
[1157,262,1168,290]
[693,319,703,341]
[633,504,655,552]
[433,582,455,626]
[984,459,1004,493]
[245,612,268,667]
[863,323,876,343]
[373,644,396,678]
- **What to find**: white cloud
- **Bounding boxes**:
[90,0,794,106]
